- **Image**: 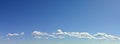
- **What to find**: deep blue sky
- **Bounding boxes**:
[0,0,120,36]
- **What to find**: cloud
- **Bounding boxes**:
[32,29,120,40]
[6,32,24,37]
[48,33,65,39]
[32,30,65,39]
[7,33,19,37]
[32,31,48,36]
[32,31,49,38]
[54,29,94,39]
[94,32,120,40]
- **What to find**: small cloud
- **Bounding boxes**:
[32,31,48,38]
[7,33,19,37]
[6,32,24,37]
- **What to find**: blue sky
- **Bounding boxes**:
[0,0,120,44]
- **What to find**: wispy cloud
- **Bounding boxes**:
[4,32,25,40]
[7,33,19,37]
[32,29,120,40]
[94,32,120,40]
[2,29,120,40]
[6,32,24,37]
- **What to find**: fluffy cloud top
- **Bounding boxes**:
[32,31,49,38]
[32,31,48,36]
[32,29,120,40]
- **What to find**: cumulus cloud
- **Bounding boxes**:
[32,31,48,36]
[32,31,49,39]
[32,29,120,40]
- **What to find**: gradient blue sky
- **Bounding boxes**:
[0,0,120,44]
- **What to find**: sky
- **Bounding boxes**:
[0,0,120,44]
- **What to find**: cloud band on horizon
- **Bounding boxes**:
[32,29,120,40]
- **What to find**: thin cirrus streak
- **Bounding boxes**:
[32,29,120,40]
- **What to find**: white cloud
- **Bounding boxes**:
[32,31,48,36]
[56,29,64,35]
[32,29,120,40]
[32,31,49,38]
[78,32,94,39]
[6,32,24,37]
[7,33,19,37]
[54,29,94,39]
[94,32,120,40]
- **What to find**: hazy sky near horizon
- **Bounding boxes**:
[1,0,120,44]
